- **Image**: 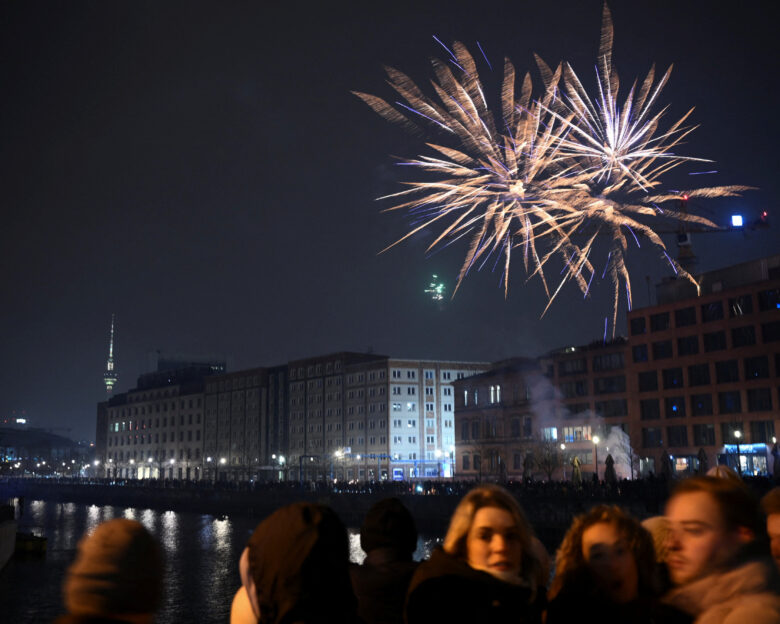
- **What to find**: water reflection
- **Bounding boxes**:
[86,505,101,534]
[196,516,237,624]
[140,509,156,534]
[213,518,231,552]
[347,528,439,564]
[348,530,366,564]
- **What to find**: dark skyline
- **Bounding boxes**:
[1,1,777,440]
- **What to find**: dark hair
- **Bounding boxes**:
[761,487,780,517]
[549,505,658,600]
[360,497,417,556]
[670,476,762,535]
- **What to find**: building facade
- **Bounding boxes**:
[453,255,780,481]
[626,256,780,475]
[454,345,632,481]
[286,353,490,482]
[100,363,221,480]
[203,368,269,481]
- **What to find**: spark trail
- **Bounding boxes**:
[354,4,751,336]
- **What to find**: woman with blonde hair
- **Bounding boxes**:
[405,484,544,624]
[546,505,689,624]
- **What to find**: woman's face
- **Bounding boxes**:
[581,521,639,603]
[465,506,523,576]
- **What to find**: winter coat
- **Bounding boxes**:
[547,589,691,624]
[349,548,418,624]
[662,557,780,624]
[404,547,543,624]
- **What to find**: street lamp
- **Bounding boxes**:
[450,444,456,479]
[733,430,743,475]
[560,443,566,480]
[592,436,600,481]
[333,449,344,482]
[434,449,442,478]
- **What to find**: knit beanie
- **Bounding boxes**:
[64,518,164,617]
[360,497,417,556]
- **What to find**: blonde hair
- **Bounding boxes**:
[443,484,541,591]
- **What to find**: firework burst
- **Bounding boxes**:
[355,4,751,335]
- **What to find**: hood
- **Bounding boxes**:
[246,503,357,624]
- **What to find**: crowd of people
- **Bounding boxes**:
[53,469,780,624]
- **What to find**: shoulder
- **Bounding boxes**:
[406,550,539,624]
[711,593,780,624]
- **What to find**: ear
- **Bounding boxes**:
[735,526,755,545]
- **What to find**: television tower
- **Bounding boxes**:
[103,314,119,396]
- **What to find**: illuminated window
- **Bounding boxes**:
[541,427,558,441]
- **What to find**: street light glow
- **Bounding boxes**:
[593,436,600,445]
[220,457,227,464]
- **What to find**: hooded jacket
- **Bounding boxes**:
[350,497,419,624]
[404,547,543,624]
[246,503,358,624]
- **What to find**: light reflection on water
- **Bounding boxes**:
[86,505,100,534]
[1,499,441,623]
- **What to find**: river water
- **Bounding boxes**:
[0,499,439,623]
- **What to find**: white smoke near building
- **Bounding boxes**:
[525,371,639,480]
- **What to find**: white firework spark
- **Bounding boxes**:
[355,4,752,335]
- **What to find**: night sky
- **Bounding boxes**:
[1,1,777,440]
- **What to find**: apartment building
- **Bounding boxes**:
[99,361,222,480]
[454,342,631,481]
[203,368,269,481]
[102,378,205,480]
[286,352,490,481]
[626,255,780,475]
